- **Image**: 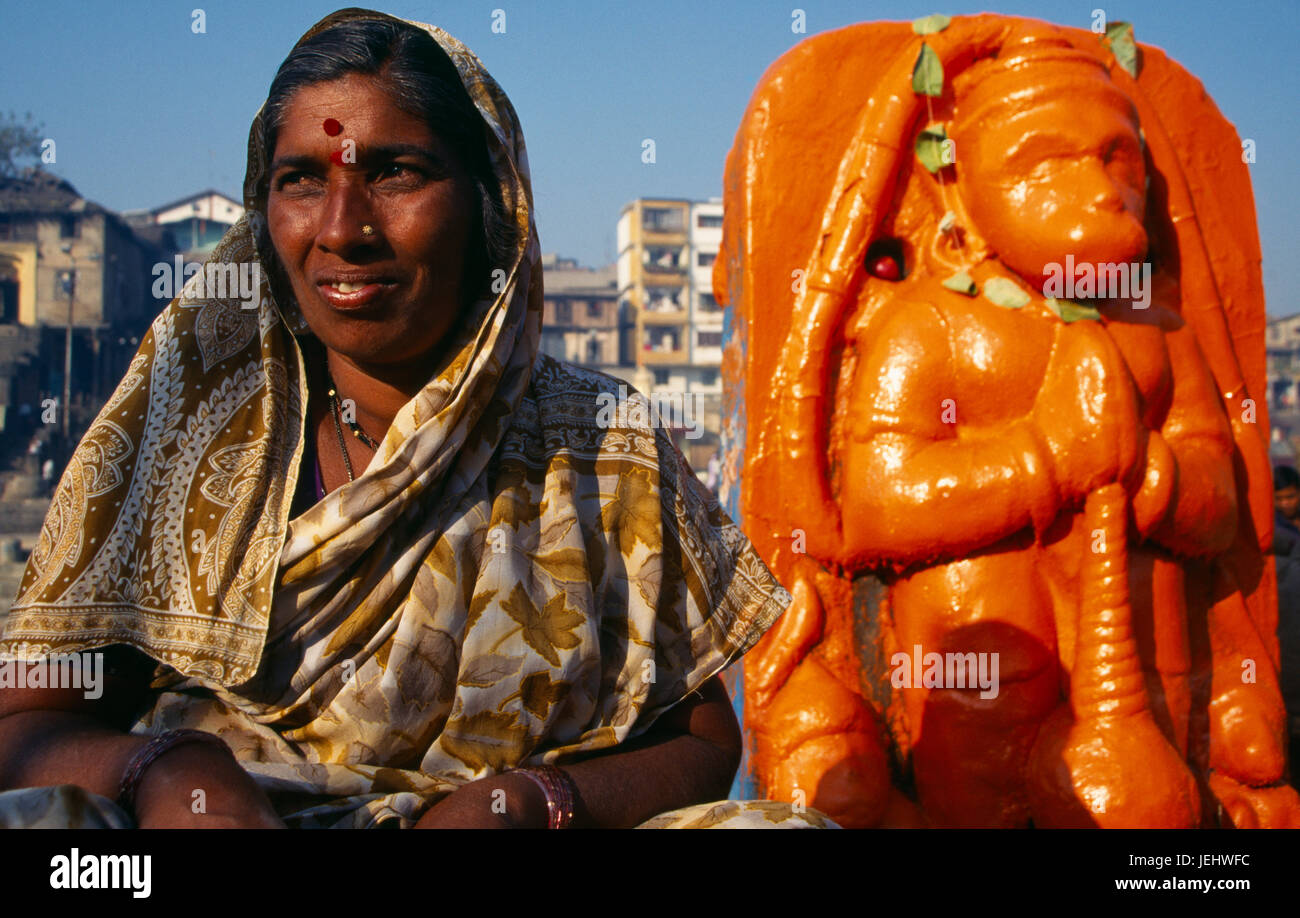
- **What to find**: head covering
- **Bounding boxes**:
[2,8,788,826]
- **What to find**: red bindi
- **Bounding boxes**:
[323,118,342,136]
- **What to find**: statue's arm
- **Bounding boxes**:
[839,302,1058,568]
[1139,322,1237,557]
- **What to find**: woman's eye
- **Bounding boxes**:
[377,163,420,181]
[275,171,316,190]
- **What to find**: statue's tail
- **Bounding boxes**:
[1027,484,1201,827]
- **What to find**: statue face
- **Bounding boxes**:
[954,91,1148,292]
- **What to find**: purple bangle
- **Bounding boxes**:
[117,729,232,815]
[513,765,577,829]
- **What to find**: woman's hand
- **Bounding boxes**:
[413,772,548,828]
[132,742,286,829]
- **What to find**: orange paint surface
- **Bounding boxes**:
[719,15,1299,827]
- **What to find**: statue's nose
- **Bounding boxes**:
[1080,162,1128,214]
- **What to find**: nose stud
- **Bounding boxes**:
[361,224,375,237]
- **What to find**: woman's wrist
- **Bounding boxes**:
[127,731,279,827]
[511,765,578,828]
[118,729,233,814]
[414,771,551,828]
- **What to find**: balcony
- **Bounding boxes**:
[640,348,687,366]
[641,308,688,325]
[642,266,687,286]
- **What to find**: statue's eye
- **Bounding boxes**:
[865,238,905,281]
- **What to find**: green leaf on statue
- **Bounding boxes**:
[942,271,977,296]
[1103,21,1139,78]
[983,277,1030,310]
[915,125,948,173]
[912,14,951,35]
[1046,297,1103,323]
[912,43,944,97]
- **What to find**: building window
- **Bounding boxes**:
[60,215,79,238]
[643,207,684,233]
[0,280,18,323]
[644,247,682,271]
[0,215,10,239]
[698,331,722,348]
[699,293,720,312]
[696,213,723,228]
[701,370,718,386]
[555,301,572,323]
[654,369,670,385]
[587,301,602,319]
[646,288,682,312]
[587,338,600,363]
[696,251,716,268]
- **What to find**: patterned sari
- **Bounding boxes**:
[0,10,795,827]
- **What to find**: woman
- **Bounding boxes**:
[0,8,814,829]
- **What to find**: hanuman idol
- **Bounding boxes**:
[718,15,1300,827]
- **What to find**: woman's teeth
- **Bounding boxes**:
[333,282,364,293]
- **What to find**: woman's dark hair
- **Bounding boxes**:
[1276,465,1300,491]
[261,14,516,303]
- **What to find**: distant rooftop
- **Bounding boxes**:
[541,254,616,295]
[149,188,242,218]
[0,169,101,215]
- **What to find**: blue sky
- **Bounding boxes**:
[4,0,1297,314]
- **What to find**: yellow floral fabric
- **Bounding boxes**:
[0,786,835,829]
[0,10,790,827]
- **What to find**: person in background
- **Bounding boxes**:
[1274,465,1300,787]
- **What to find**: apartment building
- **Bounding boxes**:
[539,254,620,369]
[1267,314,1300,464]
[616,198,724,465]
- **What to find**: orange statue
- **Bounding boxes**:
[717,15,1300,828]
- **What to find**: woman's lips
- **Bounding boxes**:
[317,281,397,311]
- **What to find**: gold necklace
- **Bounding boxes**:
[325,372,379,482]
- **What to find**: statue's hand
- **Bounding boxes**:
[1032,322,1143,507]
[1130,430,1176,540]
[747,560,825,711]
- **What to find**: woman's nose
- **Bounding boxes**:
[315,179,379,253]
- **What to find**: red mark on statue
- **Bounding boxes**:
[868,255,901,281]
[330,150,345,166]
[323,118,342,136]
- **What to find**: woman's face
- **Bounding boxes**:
[266,72,477,369]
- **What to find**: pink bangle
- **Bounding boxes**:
[117,729,232,815]
[513,765,577,829]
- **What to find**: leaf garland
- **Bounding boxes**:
[1045,297,1103,323]
[942,271,978,296]
[1101,21,1139,77]
[983,277,1030,310]
[912,14,951,35]
[912,43,943,97]
[915,124,950,173]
